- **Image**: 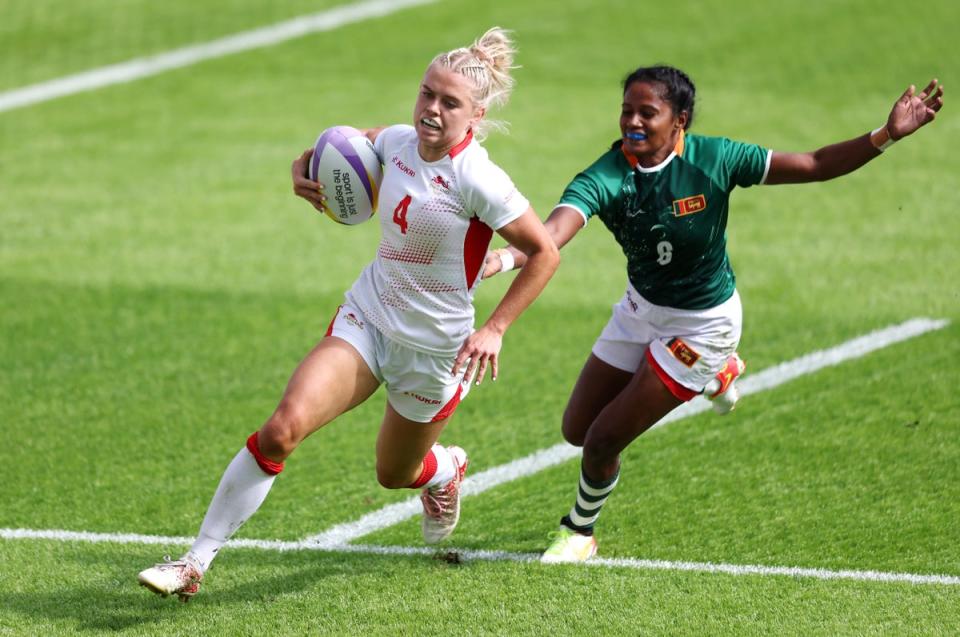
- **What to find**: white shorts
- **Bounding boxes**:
[324,303,473,423]
[592,283,742,401]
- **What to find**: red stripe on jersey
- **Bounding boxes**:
[377,245,434,265]
[324,305,343,337]
[431,382,464,423]
[409,448,438,488]
[448,129,474,159]
[463,216,494,287]
[645,349,697,402]
[246,431,285,475]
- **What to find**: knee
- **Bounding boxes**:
[581,427,619,463]
[258,401,310,460]
[561,408,587,447]
[375,466,413,490]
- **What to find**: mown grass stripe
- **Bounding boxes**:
[0,0,439,113]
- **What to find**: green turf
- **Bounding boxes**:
[1,544,957,636]
[0,0,349,91]
[2,0,959,634]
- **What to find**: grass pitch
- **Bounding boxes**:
[2,0,959,634]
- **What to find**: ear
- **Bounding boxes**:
[675,110,688,131]
[471,105,486,127]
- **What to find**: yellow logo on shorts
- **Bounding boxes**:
[673,194,707,217]
[667,338,701,367]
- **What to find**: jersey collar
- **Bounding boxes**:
[621,129,685,172]
[448,129,474,159]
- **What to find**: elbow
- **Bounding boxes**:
[810,166,833,182]
[524,240,560,276]
[542,240,561,273]
[807,153,843,182]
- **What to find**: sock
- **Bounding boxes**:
[408,444,456,489]
[188,446,278,571]
[561,463,620,536]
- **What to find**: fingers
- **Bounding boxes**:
[291,148,313,179]
[292,147,328,211]
[917,78,939,101]
[451,347,498,385]
[472,356,486,385]
[924,82,944,111]
[458,349,481,385]
[481,251,499,280]
[899,84,916,103]
[454,326,503,383]
[470,352,497,385]
[451,349,468,377]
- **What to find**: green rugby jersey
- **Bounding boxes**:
[558,132,770,309]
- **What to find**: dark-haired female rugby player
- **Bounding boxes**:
[485,65,943,562]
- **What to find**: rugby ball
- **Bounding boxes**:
[309,126,382,224]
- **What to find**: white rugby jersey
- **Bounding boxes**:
[344,125,529,355]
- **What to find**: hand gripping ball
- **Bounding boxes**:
[309,126,383,224]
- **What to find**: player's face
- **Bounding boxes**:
[414,64,485,161]
[620,81,687,165]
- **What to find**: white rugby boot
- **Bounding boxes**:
[137,554,203,602]
[420,446,468,544]
[704,353,746,414]
[540,526,598,564]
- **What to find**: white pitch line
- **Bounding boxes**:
[304,317,950,547]
[2,529,958,586]
[0,0,439,113]
[0,317,953,587]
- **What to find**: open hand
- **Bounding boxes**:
[451,325,504,385]
[887,78,944,140]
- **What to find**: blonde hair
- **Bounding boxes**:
[430,27,518,140]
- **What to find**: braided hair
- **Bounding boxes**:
[622,65,696,130]
[430,27,518,140]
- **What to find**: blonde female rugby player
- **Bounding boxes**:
[138,27,558,601]
[485,65,943,563]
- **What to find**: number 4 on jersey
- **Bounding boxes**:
[393,195,411,234]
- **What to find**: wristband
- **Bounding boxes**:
[497,249,516,273]
[870,126,896,151]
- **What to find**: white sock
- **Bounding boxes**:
[423,444,456,489]
[188,447,277,571]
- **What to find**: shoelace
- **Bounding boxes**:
[421,478,457,518]
[153,555,200,582]
[544,530,573,551]
[154,555,183,569]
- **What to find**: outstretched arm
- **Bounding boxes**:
[766,79,944,185]
[483,205,585,278]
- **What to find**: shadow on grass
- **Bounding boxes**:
[0,548,443,633]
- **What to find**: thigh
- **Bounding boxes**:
[562,354,634,446]
[266,336,380,444]
[580,357,682,479]
[375,402,449,483]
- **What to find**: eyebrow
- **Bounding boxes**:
[622,101,659,110]
[422,83,462,105]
